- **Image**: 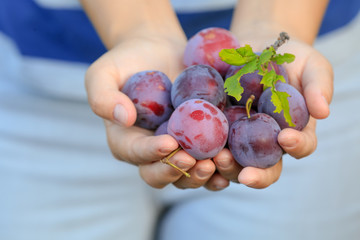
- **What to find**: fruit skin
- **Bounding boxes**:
[171,65,226,111]
[167,99,229,160]
[268,61,289,83]
[258,82,309,131]
[183,27,240,76]
[228,113,282,168]
[223,105,256,127]
[154,120,168,136]
[122,70,173,130]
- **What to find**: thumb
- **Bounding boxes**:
[105,122,180,165]
[85,57,137,126]
[301,51,333,120]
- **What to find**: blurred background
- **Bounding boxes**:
[0,0,359,240]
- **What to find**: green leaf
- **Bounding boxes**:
[219,49,247,65]
[223,58,258,101]
[276,74,286,84]
[219,45,257,66]
[238,58,259,76]
[220,40,296,127]
[270,89,295,127]
[259,47,275,66]
[260,70,277,89]
[257,66,267,77]
[271,53,295,65]
[224,71,244,101]
[236,45,256,57]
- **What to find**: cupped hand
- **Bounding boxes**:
[276,39,333,157]
[85,34,223,189]
[212,37,333,189]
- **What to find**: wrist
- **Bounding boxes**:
[230,22,282,51]
[230,0,328,47]
[81,0,186,49]
[112,23,186,50]
[230,21,310,52]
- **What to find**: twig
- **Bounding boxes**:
[271,32,290,51]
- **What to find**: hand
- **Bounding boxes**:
[276,39,333,157]
[211,37,333,189]
[85,33,225,190]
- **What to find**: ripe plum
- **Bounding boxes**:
[228,113,282,168]
[223,105,256,127]
[183,27,240,76]
[167,99,229,160]
[154,120,168,136]
[258,82,309,130]
[171,65,226,110]
[122,70,173,130]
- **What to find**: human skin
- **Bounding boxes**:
[228,0,333,187]
[80,0,333,190]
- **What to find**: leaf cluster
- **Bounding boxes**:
[219,45,295,126]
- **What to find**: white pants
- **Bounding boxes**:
[157,14,360,240]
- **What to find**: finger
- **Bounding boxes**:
[204,173,230,191]
[106,122,179,165]
[85,56,137,126]
[139,150,196,189]
[238,159,283,189]
[213,148,243,182]
[173,159,216,189]
[301,51,334,119]
[278,117,317,159]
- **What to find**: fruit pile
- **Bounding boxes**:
[122,27,309,175]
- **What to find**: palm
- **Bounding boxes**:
[97,36,187,164]
[106,37,186,86]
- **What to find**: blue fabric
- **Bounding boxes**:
[318,0,360,35]
[0,0,358,64]
[177,0,360,39]
[177,9,234,39]
[0,0,106,63]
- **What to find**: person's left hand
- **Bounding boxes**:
[208,37,333,189]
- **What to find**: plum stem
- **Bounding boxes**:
[271,32,290,51]
[246,95,255,118]
[160,147,191,178]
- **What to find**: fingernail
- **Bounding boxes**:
[322,95,330,114]
[214,185,226,190]
[280,136,297,148]
[113,104,128,125]
[322,95,329,106]
[217,158,231,169]
[177,160,192,169]
[214,180,229,190]
[196,169,211,178]
[159,148,173,154]
[245,181,257,187]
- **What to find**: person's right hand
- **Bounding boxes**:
[85,33,226,189]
